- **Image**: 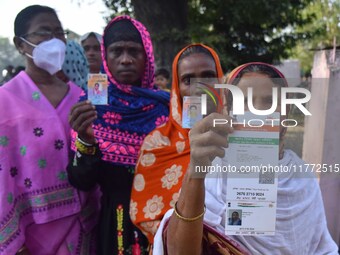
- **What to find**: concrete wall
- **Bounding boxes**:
[305,49,340,246]
[275,59,301,87]
[303,50,340,165]
[302,51,329,164]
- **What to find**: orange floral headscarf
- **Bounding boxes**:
[130,43,224,244]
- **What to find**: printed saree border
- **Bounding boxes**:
[0,184,78,251]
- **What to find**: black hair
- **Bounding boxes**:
[155,68,170,79]
[14,5,57,37]
[13,66,25,76]
[178,45,213,63]
[104,19,142,49]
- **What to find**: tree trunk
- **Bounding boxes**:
[131,0,189,72]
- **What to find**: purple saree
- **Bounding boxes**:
[0,72,99,255]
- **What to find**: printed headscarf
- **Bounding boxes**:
[79,31,102,45]
[62,40,89,90]
[130,43,224,244]
[87,15,170,167]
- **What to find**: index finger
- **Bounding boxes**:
[70,100,93,115]
[191,112,233,136]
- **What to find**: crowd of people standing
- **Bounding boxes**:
[0,4,338,255]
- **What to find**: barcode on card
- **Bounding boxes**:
[259,171,275,184]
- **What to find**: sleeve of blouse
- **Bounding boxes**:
[67,146,102,191]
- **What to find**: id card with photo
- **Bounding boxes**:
[224,112,280,236]
[182,96,203,129]
[87,73,108,105]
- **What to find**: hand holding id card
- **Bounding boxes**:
[181,79,224,129]
[88,74,108,105]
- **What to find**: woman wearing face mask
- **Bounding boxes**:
[0,5,98,255]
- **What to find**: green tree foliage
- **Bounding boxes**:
[103,0,133,15]
[103,0,189,70]
[103,0,315,71]
[0,37,24,80]
[290,0,340,74]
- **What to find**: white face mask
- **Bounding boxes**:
[20,37,66,75]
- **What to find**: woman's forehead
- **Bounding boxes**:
[238,73,275,87]
[27,12,61,31]
[178,53,216,74]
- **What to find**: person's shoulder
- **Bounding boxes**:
[66,80,85,105]
[281,149,305,165]
[1,71,24,86]
[68,80,83,94]
[0,85,10,101]
[280,149,319,179]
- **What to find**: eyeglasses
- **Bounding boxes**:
[21,30,69,40]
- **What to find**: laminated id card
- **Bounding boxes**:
[87,73,108,105]
[224,112,280,235]
[182,96,202,128]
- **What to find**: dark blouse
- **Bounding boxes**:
[67,149,149,255]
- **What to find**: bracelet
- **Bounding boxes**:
[77,135,95,147]
[75,139,96,155]
[174,202,206,222]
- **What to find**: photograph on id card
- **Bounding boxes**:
[182,96,202,128]
[88,73,108,105]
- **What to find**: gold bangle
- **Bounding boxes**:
[174,202,205,222]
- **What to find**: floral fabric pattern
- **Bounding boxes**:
[161,165,183,190]
[141,131,171,151]
[133,174,145,192]
[130,200,138,222]
[143,195,164,220]
[103,112,122,125]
